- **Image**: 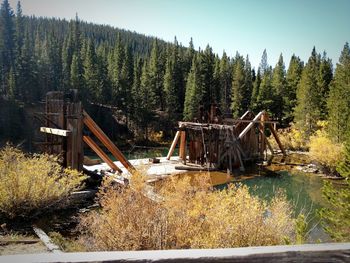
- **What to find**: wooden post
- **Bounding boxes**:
[166,131,181,160]
[66,101,83,171]
[83,136,122,173]
[259,112,266,158]
[258,129,274,155]
[83,110,134,171]
[179,131,186,163]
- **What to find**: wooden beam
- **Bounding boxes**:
[40,127,70,137]
[269,123,287,156]
[83,136,122,173]
[166,131,181,160]
[32,226,62,253]
[179,131,186,163]
[83,111,134,171]
[258,129,274,154]
[238,111,264,140]
[259,112,266,157]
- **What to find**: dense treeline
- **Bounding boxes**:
[1,0,350,145]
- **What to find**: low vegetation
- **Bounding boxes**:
[320,130,350,241]
[269,124,308,151]
[78,172,295,251]
[308,122,343,175]
[0,146,86,218]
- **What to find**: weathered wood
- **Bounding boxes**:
[175,165,218,171]
[166,131,181,160]
[258,129,274,154]
[83,110,134,171]
[83,135,122,173]
[66,102,83,170]
[238,111,264,140]
[179,131,186,162]
[2,242,349,262]
[259,112,266,157]
[40,127,70,137]
[32,226,62,253]
[269,123,287,156]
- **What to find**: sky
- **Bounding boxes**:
[9,0,350,69]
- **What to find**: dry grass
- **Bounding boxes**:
[0,146,86,218]
[78,172,295,251]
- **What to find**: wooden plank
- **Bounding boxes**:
[1,242,350,262]
[83,136,122,173]
[179,131,186,163]
[166,131,181,160]
[40,127,71,137]
[238,111,264,140]
[83,111,134,171]
[32,226,62,254]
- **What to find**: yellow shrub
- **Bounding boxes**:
[78,173,294,250]
[308,128,343,173]
[269,124,308,151]
[0,146,86,218]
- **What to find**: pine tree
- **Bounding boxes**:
[219,51,232,116]
[70,53,84,96]
[61,17,82,91]
[327,43,350,142]
[17,31,38,101]
[257,66,273,114]
[231,53,245,118]
[285,54,303,124]
[83,40,100,100]
[250,68,261,112]
[243,55,253,112]
[139,60,155,140]
[318,52,333,119]
[183,55,202,121]
[259,49,268,75]
[120,44,134,119]
[271,53,286,122]
[212,56,221,105]
[111,33,125,106]
[15,1,24,58]
[164,51,177,118]
[256,50,273,114]
[0,0,16,95]
[200,45,215,108]
[320,127,350,241]
[149,39,165,110]
[294,47,321,136]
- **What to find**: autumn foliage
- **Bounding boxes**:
[0,146,86,218]
[78,172,294,250]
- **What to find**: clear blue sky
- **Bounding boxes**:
[9,0,350,69]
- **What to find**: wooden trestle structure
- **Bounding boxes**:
[40,91,134,173]
[167,110,286,174]
[39,91,285,176]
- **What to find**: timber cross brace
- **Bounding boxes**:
[166,110,286,174]
[39,90,134,173]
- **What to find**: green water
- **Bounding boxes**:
[216,170,331,242]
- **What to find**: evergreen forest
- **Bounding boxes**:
[1,0,350,148]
